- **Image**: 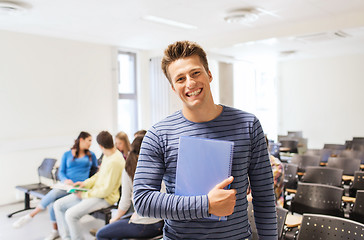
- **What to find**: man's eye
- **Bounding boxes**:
[192,71,200,76]
[176,77,184,82]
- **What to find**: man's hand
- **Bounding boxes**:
[208,176,236,216]
[73,181,85,187]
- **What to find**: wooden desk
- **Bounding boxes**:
[342,196,356,203]
[280,147,291,152]
[285,214,303,228]
[286,188,297,194]
[342,175,355,181]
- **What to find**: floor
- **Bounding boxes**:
[0,199,105,240]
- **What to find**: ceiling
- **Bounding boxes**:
[1,0,364,62]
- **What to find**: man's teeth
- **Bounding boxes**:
[188,89,201,96]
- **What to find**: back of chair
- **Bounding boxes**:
[280,140,298,153]
[291,182,344,217]
[290,155,320,173]
[327,157,361,176]
[38,158,57,181]
[323,144,346,151]
[247,202,258,240]
[287,131,303,138]
[304,149,321,156]
[300,155,321,171]
[283,163,298,189]
[350,190,364,224]
[352,137,364,151]
[276,207,288,240]
[339,150,364,164]
[302,166,343,187]
[320,148,333,163]
[297,213,364,240]
[247,202,287,240]
[349,171,364,197]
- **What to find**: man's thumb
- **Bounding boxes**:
[215,176,234,189]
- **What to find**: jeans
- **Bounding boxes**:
[96,218,164,240]
[54,194,110,240]
[38,188,68,222]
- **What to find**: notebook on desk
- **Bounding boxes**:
[175,136,234,221]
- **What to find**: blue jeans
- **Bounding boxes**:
[39,188,68,222]
[96,218,163,240]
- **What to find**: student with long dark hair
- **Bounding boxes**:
[13,131,98,240]
[96,135,163,240]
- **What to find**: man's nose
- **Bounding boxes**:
[186,75,196,89]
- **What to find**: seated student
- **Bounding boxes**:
[97,131,131,167]
[96,135,164,240]
[247,136,284,207]
[54,131,125,240]
[12,131,98,240]
[115,131,131,160]
[133,129,147,138]
[266,136,284,207]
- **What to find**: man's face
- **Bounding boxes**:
[168,55,212,110]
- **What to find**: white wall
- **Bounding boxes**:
[0,30,118,205]
[278,54,364,149]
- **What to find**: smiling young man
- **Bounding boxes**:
[133,41,278,239]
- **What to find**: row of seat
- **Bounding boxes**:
[10,158,162,239]
[248,200,364,240]
[289,154,363,177]
[279,162,364,239]
[284,164,364,197]
[9,158,115,224]
[8,158,57,218]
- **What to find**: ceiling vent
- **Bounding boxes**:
[0,1,30,15]
[224,8,260,24]
[295,31,350,43]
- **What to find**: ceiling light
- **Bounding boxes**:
[295,31,350,43]
[224,8,260,24]
[280,50,297,57]
[142,15,197,30]
[0,1,30,15]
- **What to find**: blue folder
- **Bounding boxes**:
[175,136,234,220]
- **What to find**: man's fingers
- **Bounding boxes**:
[215,176,234,189]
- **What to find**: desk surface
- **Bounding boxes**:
[342,196,356,203]
[285,214,303,228]
[342,175,355,181]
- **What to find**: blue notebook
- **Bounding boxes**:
[175,136,234,221]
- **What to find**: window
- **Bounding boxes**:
[117,51,138,139]
[233,60,278,139]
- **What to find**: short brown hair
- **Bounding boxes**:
[97,131,114,149]
[161,40,209,85]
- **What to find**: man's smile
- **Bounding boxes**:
[186,88,202,97]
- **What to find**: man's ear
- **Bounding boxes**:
[171,83,176,92]
[208,70,213,83]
